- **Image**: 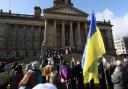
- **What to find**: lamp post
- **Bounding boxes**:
[43,18,47,44]
[40,18,47,63]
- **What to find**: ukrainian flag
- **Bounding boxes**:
[82,13,106,84]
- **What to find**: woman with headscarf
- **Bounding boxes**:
[31,61,43,84]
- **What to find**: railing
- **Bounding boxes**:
[0,12,44,18]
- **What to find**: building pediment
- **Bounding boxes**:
[43,5,88,17]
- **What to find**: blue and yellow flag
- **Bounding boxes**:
[82,13,106,84]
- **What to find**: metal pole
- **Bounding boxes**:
[40,18,47,63]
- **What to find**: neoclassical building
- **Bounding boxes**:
[0,0,116,60]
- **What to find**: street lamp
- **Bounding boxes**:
[40,18,47,62]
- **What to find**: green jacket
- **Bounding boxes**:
[111,71,126,89]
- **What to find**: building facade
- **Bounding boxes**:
[0,0,116,60]
[114,37,128,55]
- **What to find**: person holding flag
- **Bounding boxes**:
[81,12,106,88]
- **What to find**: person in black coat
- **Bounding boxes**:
[106,63,114,89]
[98,61,107,89]
[75,61,84,89]
[70,62,76,89]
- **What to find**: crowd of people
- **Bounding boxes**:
[98,58,128,89]
[0,49,128,89]
[40,47,81,64]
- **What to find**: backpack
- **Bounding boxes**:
[59,65,71,80]
[34,70,43,84]
[19,71,36,88]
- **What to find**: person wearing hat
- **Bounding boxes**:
[31,61,43,84]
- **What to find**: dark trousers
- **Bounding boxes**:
[84,79,95,89]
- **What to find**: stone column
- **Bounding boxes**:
[31,26,34,49]
[77,22,82,49]
[39,26,42,48]
[84,22,88,45]
[54,20,57,48]
[70,21,73,47]
[23,25,26,50]
[2,23,6,49]
[14,24,18,49]
[43,19,47,44]
[62,21,65,47]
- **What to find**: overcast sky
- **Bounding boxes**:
[0,0,128,39]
